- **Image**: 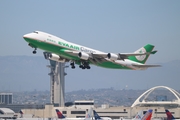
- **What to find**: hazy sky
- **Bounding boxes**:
[0,0,180,63]
[0,1,180,92]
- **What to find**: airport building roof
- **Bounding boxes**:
[0,108,15,114]
[131,86,180,107]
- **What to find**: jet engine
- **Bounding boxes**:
[107,53,119,61]
[78,52,89,60]
[49,53,66,62]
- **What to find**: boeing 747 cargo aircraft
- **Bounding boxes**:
[23,31,160,70]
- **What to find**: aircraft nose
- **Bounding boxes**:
[23,34,30,39]
[23,33,34,43]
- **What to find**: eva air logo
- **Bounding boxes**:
[135,47,146,61]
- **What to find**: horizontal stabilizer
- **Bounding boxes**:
[120,52,155,56]
[151,50,157,54]
[132,64,161,68]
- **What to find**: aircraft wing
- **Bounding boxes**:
[63,50,107,64]
[63,50,157,62]
[90,51,157,61]
[64,50,79,55]
[62,51,111,59]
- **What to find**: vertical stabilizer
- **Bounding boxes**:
[165,109,175,120]
[141,109,153,120]
[55,109,66,119]
[128,44,156,64]
[85,107,93,119]
[133,110,143,120]
[93,110,101,120]
[19,110,23,118]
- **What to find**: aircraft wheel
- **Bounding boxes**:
[70,62,75,69]
[87,66,91,69]
[72,66,75,69]
[33,50,36,54]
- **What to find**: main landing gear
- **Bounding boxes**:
[28,43,37,54]
[79,61,91,69]
[70,61,91,70]
[70,62,75,69]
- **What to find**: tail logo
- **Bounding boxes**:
[135,47,146,61]
[135,115,141,119]
[86,114,91,118]
[55,109,65,119]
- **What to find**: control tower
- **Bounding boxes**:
[43,52,67,107]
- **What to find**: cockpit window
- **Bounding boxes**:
[33,31,38,34]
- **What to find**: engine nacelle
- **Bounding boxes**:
[107,53,119,61]
[49,53,66,63]
[78,52,89,60]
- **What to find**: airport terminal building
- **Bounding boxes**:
[21,100,180,119]
[1,86,180,119]
[18,86,180,119]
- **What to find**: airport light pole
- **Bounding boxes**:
[33,95,36,118]
[42,95,48,120]
[128,97,136,118]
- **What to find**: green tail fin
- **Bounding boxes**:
[128,44,156,64]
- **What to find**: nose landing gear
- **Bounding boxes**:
[32,48,37,54]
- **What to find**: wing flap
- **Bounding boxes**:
[62,50,159,67]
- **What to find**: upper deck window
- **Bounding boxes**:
[33,31,38,34]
